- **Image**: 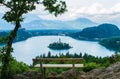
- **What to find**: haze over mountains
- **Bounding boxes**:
[1,13,120,30]
[0,13,98,30]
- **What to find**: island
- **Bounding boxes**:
[48,38,72,50]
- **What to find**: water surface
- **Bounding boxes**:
[12,36,114,65]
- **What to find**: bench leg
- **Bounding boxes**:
[43,68,46,79]
[72,61,76,79]
[40,61,44,79]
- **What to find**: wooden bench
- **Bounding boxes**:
[33,58,84,79]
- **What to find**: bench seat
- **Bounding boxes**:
[35,64,84,68]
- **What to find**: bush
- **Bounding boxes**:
[47,68,68,74]
[0,60,2,78]
[0,66,1,78]
[0,59,30,78]
[83,62,100,72]
[8,59,30,76]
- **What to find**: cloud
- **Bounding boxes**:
[1,0,120,25]
[30,1,120,23]
[111,3,120,13]
[0,5,9,13]
[84,3,120,23]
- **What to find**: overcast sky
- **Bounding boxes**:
[31,0,120,24]
[0,0,120,24]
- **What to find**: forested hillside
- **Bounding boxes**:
[70,24,120,41]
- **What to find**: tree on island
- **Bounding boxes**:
[0,0,67,79]
[48,38,72,50]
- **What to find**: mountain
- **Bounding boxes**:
[70,23,120,40]
[80,24,120,38]
[23,14,42,23]
[0,13,98,30]
[22,19,71,29]
[22,17,97,30]
[66,18,97,29]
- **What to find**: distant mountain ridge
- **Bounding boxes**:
[0,13,98,30]
[70,23,120,40]
[22,17,98,30]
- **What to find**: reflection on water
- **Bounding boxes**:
[12,36,114,65]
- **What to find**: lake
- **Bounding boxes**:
[12,36,114,65]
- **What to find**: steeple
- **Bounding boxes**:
[59,38,61,43]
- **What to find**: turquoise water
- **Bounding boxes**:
[12,36,114,65]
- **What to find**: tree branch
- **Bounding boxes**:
[0,2,12,10]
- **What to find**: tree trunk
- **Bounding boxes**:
[1,21,20,79]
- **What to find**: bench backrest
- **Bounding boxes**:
[33,58,84,68]
[33,58,84,62]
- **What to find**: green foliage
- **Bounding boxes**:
[0,46,13,62]
[0,0,3,3]
[8,59,30,76]
[0,56,2,78]
[36,52,120,72]
[0,58,29,78]
[83,62,100,72]
[0,36,9,44]
[48,42,72,50]
[46,68,68,74]
[0,0,67,79]
[100,36,120,51]
[0,68,1,78]
[114,53,120,61]
[1,0,36,23]
[43,0,67,16]
[0,0,67,23]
